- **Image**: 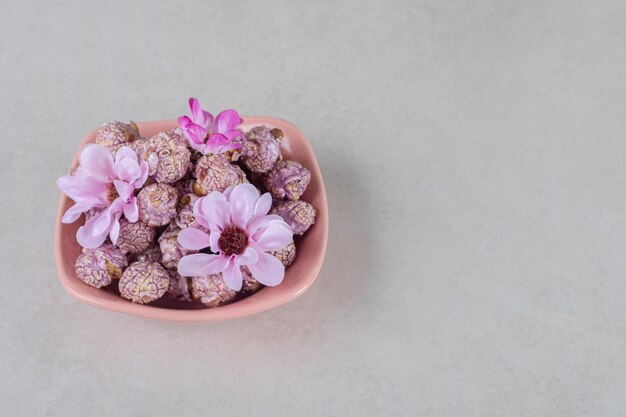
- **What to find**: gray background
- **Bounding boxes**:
[1,0,626,415]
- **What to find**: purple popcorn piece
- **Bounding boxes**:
[75,243,128,288]
[137,183,179,226]
[168,127,189,146]
[130,244,162,264]
[128,136,148,159]
[173,178,195,199]
[119,261,170,304]
[240,126,283,173]
[190,274,237,308]
[158,226,197,270]
[167,270,191,301]
[262,160,311,200]
[95,121,140,154]
[268,241,296,267]
[241,266,263,294]
[174,193,207,231]
[270,200,316,235]
[115,218,156,254]
[134,131,191,184]
[193,154,245,195]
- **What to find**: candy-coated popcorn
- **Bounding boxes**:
[134,131,191,184]
[115,218,155,254]
[119,261,170,304]
[193,154,245,195]
[130,244,162,264]
[268,241,296,267]
[158,226,196,270]
[168,127,189,146]
[137,183,178,226]
[75,244,128,288]
[95,121,140,153]
[174,193,207,231]
[241,266,262,294]
[174,178,195,198]
[240,126,282,173]
[167,271,191,301]
[270,200,316,235]
[190,274,237,307]
[262,160,311,200]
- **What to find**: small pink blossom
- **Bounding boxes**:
[177,183,293,291]
[177,97,245,155]
[57,144,149,248]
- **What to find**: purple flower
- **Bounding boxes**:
[177,97,245,155]
[57,144,149,248]
[176,184,293,291]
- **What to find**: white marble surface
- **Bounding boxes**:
[2,0,626,415]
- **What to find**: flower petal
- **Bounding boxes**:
[75,168,110,193]
[248,251,285,286]
[90,207,114,235]
[235,247,259,266]
[221,263,243,291]
[177,227,211,250]
[57,175,83,201]
[223,129,244,142]
[188,124,208,144]
[220,129,245,150]
[136,161,149,188]
[79,144,115,180]
[252,223,293,251]
[204,133,231,154]
[209,229,221,253]
[114,146,138,165]
[109,217,121,244]
[222,185,235,200]
[76,214,111,249]
[178,115,193,129]
[188,139,207,153]
[253,193,272,219]
[228,184,259,228]
[123,199,138,222]
[114,180,134,202]
[76,226,109,249]
[114,158,141,183]
[197,192,230,231]
[247,214,288,235]
[189,97,213,130]
[178,116,207,146]
[192,198,212,230]
[61,198,99,223]
[177,253,228,277]
[214,109,242,133]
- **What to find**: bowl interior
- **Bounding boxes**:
[55,117,328,322]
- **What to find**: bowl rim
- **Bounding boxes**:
[54,116,328,323]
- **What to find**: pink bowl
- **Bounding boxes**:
[55,117,328,323]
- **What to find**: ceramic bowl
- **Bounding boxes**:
[55,117,328,323]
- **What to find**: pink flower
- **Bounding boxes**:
[177,184,293,291]
[177,97,245,155]
[57,144,149,248]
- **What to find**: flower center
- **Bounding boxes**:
[107,184,119,202]
[218,226,248,256]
